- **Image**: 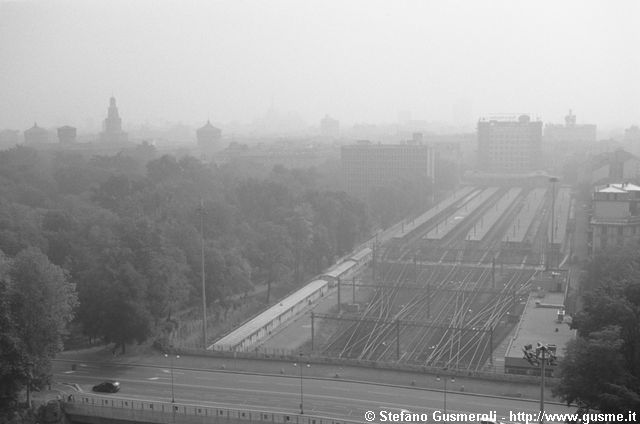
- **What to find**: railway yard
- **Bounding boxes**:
[213,184,574,374]
[310,184,572,371]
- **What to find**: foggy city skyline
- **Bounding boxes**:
[3,1,640,420]
[1,0,639,134]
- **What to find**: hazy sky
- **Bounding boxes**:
[1,0,638,131]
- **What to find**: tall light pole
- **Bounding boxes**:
[436,374,455,414]
[26,361,34,408]
[199,199,208,349]
[293,353,310,415]
[164,351,180,403]
[523,343,557,423]
[548,177,559,269]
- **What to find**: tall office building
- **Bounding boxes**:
[341,141,435,198]
[477,114,542,173]
[100,97,128,144]
[625,126,640,144]
[544,110,596,144]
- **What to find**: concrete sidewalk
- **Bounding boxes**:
[56,346,565,404]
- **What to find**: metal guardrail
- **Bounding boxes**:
[64,393,363,424]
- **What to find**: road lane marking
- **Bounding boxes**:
[320,385,350,391]
[161,369,184,375]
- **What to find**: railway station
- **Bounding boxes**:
[211,182,576,377]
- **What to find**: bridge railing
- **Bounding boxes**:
[63,393,363,424]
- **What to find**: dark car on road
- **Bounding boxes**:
[92,381,120,393]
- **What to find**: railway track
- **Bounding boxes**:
[316,185,569,371]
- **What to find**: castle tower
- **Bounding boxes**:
[100,97,128,144]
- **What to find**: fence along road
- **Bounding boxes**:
[64,393,359,424]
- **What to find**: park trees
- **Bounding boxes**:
[555,247,640,412]
[0,248,77,407]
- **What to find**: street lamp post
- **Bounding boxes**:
[436,374,455,414]
[523,343,557,423]
[199,199,208,349]
[164,352,180,403]
[548,177,559,269]
[26,361,34,408]
[293,353,310,415]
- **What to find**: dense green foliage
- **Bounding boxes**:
[555,247,640,412]
[0,145,372,404]
[0,248,77,410]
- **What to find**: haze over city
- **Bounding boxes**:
[1,0,639,132]
[4,1,640,423]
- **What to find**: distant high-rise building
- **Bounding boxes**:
[624,125,640,144]
[544,110,596,144]
[477,114,542,173]
[341,141,435,198]
[100,97,128,144]
[196,120,222,148]
[57,125,77,144]
[543,111,597,172]
[24,122,49,144]
[320,114,340,138]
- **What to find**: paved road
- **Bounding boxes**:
[53,361,574,422]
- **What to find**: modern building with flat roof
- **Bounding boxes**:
[477,114,542,173]
[544,110,596,145]
[341,140,435,198]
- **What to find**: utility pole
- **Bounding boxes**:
[395,319,400,360]
[352,277,356,303]
[199,199,208,349]
[491,257,495,289]
[372,241,377,283]
[426,280,431,319]
[337,277,341,313]
[310,312,315,350]
[294,353,309,415]
[548,177,558,270]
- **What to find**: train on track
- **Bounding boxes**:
[210,247,373,351]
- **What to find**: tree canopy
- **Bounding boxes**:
[0,248,77,408]
[555,247,640,412]
[0,145,372,365]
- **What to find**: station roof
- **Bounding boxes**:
[596,183,640,193]
[322,260,356,279]
[350,248,372,262]
[212,279,327,349]
[597,186,628,194]
[505,289,575,362]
